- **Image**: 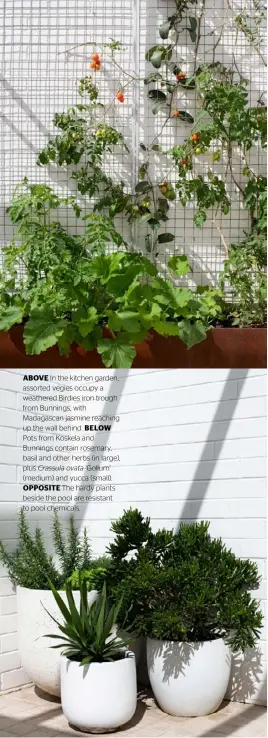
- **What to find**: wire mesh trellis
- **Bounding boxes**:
[0,0,266,286]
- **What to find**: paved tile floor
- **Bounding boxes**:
[0,686,266,737]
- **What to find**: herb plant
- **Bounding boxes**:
[0,509,92,589]
[46,580,128,665]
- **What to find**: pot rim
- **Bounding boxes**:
[147,636,228,646]
[17,585,98,594]
[61,651,135,668]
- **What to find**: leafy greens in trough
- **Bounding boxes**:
[0,179,223,367]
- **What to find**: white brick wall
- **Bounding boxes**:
[0,368,266,703]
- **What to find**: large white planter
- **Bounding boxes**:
[61,652,137,733]
[17,586,98,697]
[147,637,232,717]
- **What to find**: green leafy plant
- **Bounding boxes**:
[66,556,111,591]
[0,204,223,365]
[219,175,267,325]
[106,512,263,652]
[0,509,92,589]
[45,580,129,664]
[220,229,267,326]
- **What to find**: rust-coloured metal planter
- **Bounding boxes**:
[0,324,266,369]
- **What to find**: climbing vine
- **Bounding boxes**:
[37,1,266,257]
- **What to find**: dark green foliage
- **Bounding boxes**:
[0,509,92,589]
[106,511,263,652]
[46,580,128,664]
[105,509,174,631]
[107,508,151,560]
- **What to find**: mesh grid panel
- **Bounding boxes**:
[0,0,266,285]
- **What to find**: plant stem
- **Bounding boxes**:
[211,219,229,258]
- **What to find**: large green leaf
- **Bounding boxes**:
[178,319,207,348]
[23,312,66,355]
[75,307,98,337]
[65,582,84,638]
[95,582,107,645]
[0,305,24,331]
[168,254,190,276]
[78,328,102,352]
[47,579,74,626]
[117,311,141,333]
[177,111,195,124]
[108,311,141,333]
[144,72,163,84]
[97,334,136,368]
[157,232,175,243]
[152,101,167,115]
[148,90,167,102]
[159,18,174,39]
[57,323,76,357]
[135,181,151,194]
[150,50,164,69]
[188,16,197,42]
[173,288,193,311]
[153,320,180,336]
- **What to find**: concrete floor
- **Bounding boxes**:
[0,686,266,737]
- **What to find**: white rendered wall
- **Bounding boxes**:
[0,368,266,703]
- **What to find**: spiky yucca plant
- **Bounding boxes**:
[45,580,129,665]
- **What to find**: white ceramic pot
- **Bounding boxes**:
[17,586,99,697]
[147,637,232,717]
[61,652,137,733]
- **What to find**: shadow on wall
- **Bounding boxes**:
[74,371,129,550]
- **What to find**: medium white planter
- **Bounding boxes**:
[147,637,232,717]
[17,586,98,697]
[61,652,137,733]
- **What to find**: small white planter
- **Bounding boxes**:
[17,586,98,697]
[61,652,137,733]
[147,637,231,717]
